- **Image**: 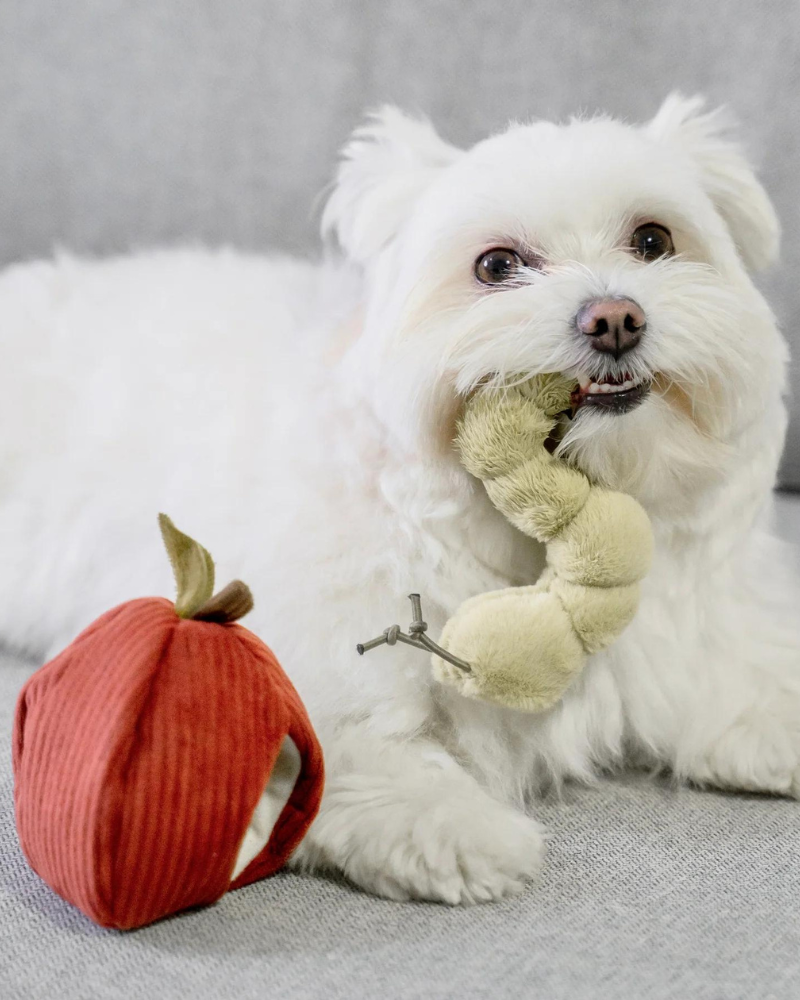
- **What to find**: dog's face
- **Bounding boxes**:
[324,96,785,514]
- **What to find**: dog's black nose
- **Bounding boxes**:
[576,298,646,360]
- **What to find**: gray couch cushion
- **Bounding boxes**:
[0,0,798,484]
[2,495,799,999]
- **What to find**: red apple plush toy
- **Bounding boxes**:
[13,515,324,930]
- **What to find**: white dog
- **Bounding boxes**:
[2,94,799,905]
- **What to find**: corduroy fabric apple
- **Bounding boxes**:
[13,515,324,930]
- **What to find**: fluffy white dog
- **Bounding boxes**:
[2,94,799,905]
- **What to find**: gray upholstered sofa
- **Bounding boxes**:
[1,3,799,997]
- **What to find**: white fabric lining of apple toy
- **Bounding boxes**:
[230,734,302,882]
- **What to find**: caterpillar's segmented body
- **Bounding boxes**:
[433,374,654,713]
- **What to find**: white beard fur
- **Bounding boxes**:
[2,94,799,905]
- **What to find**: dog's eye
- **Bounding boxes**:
[630,223,674,261]
[475,248,524,284]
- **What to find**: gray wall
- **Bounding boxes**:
[2,0,799,484]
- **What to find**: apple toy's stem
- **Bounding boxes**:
[158,513,254,623]
[356,593,472,674]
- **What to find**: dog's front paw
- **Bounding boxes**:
[681,707,800,797]
[292,768,545,905]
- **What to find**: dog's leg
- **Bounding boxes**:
[624,570,800,798]
[670,667,800,799]
[289,722,545,904]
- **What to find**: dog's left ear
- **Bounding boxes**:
[322,106,462,263]
[646,93,779,271]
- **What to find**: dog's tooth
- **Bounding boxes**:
[584,375,647,398]
[578,373,592,390]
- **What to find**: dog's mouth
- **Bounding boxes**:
[570,372,651,415]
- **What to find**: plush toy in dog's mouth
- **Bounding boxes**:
[570,372,651,415]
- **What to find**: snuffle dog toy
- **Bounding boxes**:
[13,515,324,930]
[359,374,654,713]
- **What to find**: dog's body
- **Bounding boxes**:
[2,96,800,904]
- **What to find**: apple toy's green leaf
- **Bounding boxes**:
[158,513,216,619]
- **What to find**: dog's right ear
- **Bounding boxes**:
[322,107,461,263]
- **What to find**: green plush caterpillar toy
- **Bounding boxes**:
[432,373,653,712]
[358,374,653,714]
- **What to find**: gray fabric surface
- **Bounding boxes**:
[1,494,799,999]
[0,0,799,485]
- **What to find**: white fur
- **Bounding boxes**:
[2,94,799,904]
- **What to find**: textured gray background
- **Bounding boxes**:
[1,0,798,485]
